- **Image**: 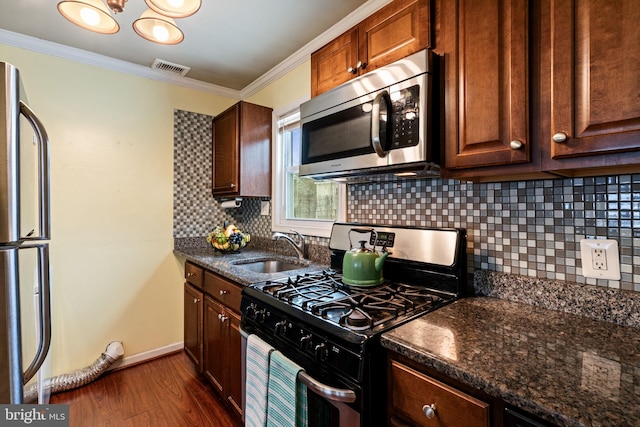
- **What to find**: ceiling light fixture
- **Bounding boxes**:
[57,0,120,34]
[133,10,184,45]
[57,0,197,44]
[144,0,201,18]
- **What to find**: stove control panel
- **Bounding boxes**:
[241,298,363,382]
[369,231,395,248]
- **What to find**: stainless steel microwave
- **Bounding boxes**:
[299,49,438,180]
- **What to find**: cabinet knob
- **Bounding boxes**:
[422,404,436,419]
[193,298,200,304]
[229,183,235,188]
[347,66,357,74]
[186,272,195,277]
[219,289,228,296]
[218,313,228,323]
[357,60,366,70]
[552,132,568,143]
[509,140,523,150]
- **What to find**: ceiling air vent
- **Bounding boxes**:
[151,59,191,76]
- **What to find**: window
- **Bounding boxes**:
[272,101,345,238]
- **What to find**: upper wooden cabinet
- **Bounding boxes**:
[542,0,640,175]
[441,0,533,172]
[212,101,272,197]
[311,0,430,97]
[439,0,640,180]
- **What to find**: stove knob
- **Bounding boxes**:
[299,334,312,352]
[254,309,266,323]
[245,304,256,319]
[314,342,328,362]
[274,321,287,335]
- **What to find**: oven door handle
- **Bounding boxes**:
[297,371,356,403]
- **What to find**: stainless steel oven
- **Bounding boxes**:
[241,223,466,426]
[299,50,438,180]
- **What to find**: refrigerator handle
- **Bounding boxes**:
[19,101,51,241]
[21,243,51,384]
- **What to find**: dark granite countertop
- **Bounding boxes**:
[173,246,328,286]
[381,297,640,427]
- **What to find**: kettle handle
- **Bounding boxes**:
[348,228,377,251]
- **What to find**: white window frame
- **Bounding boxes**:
[271,98,346,238]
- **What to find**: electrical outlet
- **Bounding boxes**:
[580,239,620,280]
[591,248,607,270]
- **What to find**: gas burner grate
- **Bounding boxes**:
[252,270,449,332]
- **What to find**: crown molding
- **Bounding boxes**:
[0,29,242,99]
[1,0,391,101]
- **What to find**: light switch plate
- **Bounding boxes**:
[260,200,270,216]
[580,238,621,280]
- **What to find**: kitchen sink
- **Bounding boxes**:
[234,259,306,274]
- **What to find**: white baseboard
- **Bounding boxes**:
[108,342,184,371]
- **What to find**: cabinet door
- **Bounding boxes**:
[360,0,430,74]
[443,0,529,170]
[203,295,226,395]
[226,310,243,419]
[238,102,273,197]
[212,104,240,196]
[183,283,203,372]
[311,29,359,97]
[548,0,640,159]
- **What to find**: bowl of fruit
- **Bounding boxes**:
[206,223,251,253]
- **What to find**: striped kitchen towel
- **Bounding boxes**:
[266,350,308,427]
[245,334,274,427]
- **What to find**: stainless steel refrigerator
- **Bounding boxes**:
[0,62,52,404]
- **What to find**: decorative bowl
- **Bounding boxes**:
[206,224,250,253]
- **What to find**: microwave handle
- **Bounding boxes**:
[371,90,390,158]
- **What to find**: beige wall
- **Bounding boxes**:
[246,60,311,111]
[1,43,233,375]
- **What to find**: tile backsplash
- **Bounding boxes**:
[173,109,271,239]
[173,109,639,293]
[348,176,640,292]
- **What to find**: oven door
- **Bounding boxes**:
[241,328,360,427]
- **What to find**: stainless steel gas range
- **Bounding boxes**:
[241,223,467,426]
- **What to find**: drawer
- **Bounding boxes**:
[204,271,243,312]
[185,262,203,289]
[390,360,490,427]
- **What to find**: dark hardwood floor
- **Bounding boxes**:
[50,351,241,427]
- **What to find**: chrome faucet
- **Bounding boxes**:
[272,230,306,260]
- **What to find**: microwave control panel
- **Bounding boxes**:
[390,85,420,149]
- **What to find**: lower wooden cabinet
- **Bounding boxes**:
[183,283,203,372]
[389,359,490,426]
[184,262,243,422]
[203,296,226,394]
[203,296,243,419]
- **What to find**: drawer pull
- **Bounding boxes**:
[219,289,228,296]
[509,139,523,150]
[552,132,568,143]
[422,404,436,419]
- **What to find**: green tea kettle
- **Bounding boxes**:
[342,228,390,287]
